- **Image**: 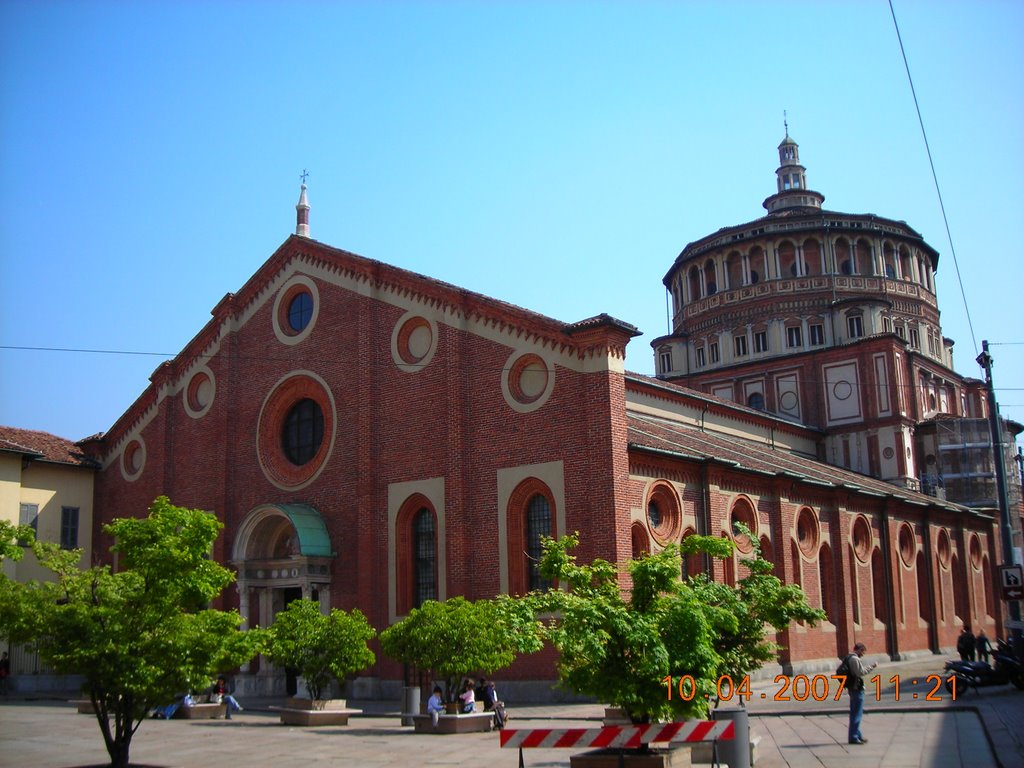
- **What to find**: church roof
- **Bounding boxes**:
[0,426,99,468]
[626,412,971,514]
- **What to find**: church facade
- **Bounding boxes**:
[83,151,1007,697]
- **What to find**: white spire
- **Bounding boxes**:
[295,170,310,237]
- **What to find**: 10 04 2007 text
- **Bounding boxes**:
[662,673,959,702]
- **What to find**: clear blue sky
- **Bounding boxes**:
[1,1,1022,456]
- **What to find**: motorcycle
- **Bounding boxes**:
[944,637,1024,693]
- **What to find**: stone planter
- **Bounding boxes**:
[284,697,349,711]
[569,748,689,768]
[272,698,360,726]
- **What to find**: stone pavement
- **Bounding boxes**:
[1,655,1023,768]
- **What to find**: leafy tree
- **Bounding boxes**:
[379,595,542,702]
[682,523,826,680]
[0,497,265,768]
[264,598,376,701]
[529,531,824,726]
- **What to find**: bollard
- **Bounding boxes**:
[712,707,750,768]
[401,685,421,726]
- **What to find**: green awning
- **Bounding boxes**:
[278,504,333,557]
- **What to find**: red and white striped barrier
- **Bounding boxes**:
[499,720,734,750]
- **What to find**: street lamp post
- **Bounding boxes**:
[976,340,1022,643]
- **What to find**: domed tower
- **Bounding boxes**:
[651,132,984,490]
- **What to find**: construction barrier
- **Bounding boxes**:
[499,719,735,750]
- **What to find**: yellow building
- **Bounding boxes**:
[0,426,96,686]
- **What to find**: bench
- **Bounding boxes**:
[411,712,494,734]
[174,699,227,719]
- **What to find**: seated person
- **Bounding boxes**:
[211,675,243,719]
[459,679,476,714]
[426,685,445,727]
[152,693,192,719]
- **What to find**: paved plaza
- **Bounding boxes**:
[2,656,1023,768]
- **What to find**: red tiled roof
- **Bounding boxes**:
[627,412,967,513]
[0,426,98,468]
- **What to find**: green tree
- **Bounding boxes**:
[530,531,824,726]
[0,497,265,768]
[264,598,376,701]
[379,595,542,702]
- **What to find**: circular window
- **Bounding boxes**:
[730,498,757,554]
[852,516,872,563]
[257,371,336,490]
[272,276,320,345]
[969,534,983,570]
[287,291,313,333]
[898,523,916,567]
[937,528,951,568]
[502,351,555,413]
[184,367,215,419]
[391,313,438,372]
[796,507,819,557]
[882,447,895,460]
[281,398,324,465]
[646,481,682,546]
[779,391,798,411]
[647,500,661,530]
[121,437,146,482]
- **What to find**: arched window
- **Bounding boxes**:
[916,551,930,623]
[507,478,557,595]
[526,494,552,591]
[413,508,437,608]
[871,548,887,625]
[395,495,439,616]
[819,544,835,622]
[631,521,649,560]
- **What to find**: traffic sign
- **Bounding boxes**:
[1000,565,1024,601]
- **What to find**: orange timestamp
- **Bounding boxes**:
[662,673,959,702]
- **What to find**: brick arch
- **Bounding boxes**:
[631,521,649,560]
[819,542,836,623]
[507,477,557,595]
[395,493,438,617]
[681,527,702,578]
[728,495,757,553]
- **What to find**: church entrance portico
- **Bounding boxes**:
[231,503,334,697]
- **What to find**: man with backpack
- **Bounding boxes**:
[838,642,877,745]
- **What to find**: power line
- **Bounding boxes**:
[888,0,978,357]
[1,343,1019,396]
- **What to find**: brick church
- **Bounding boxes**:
[84,135,1010,698]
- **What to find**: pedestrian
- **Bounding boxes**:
[840,642,877,746]
[426,685,445,728]
[211,675,243,719]
[0,651,10,696]
[957,624,976,661]
[976,629,992,664]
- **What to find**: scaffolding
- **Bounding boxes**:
[919,416,1022,511]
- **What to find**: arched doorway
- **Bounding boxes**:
[231,503,334,695]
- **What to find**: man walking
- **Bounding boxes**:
[843,642,877,745]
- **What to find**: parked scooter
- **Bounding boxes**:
[945,637,1024,693]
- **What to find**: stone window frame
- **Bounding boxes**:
[506,477,557,596]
